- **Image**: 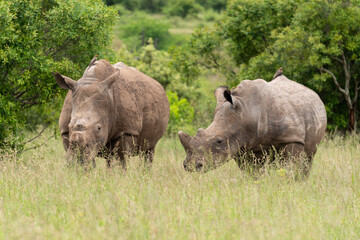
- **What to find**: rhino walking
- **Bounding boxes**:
[53,58,169,168]
[178,73,327,175]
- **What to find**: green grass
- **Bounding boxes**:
[1,132,360,239]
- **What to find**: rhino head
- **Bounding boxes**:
[179,86,254,172]
[53,62,119,167]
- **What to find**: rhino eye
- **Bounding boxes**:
[97,126,101,131]
[216,138,223,144]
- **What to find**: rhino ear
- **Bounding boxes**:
[88,55,98,68]
[102,69,119,88]
[214,86,229,104]
[224,89,242,110]
[178,131,192,150]
[223,89,233,105]
[52,72,77,91]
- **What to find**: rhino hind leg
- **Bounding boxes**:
[234,143,313,178]
[142,147,154,169]
[282,143,305,158]
[282,143,313,178]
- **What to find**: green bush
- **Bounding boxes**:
[163,0,203,18]
[0,0,116,149]
[103,0,167,12]
[197,0,226,10]
[103,0,226,12]
[112,3,131,15]
[166,91,194,135]
[198,9,222,22]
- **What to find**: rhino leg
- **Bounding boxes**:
[143,148,154,169]
[61,133,70,152]
[233,150,266,172]
[282,143,313,178]
[282,143,305,158]
[105,134,137,169]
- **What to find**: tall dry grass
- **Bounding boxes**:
[1,133,359,239]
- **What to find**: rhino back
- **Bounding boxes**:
[111,67,169,148]
[264,76,326,154]
[232,76,326,155]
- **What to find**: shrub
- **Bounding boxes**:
[0,0,116,149]
[163,0,203,18]
[166,91,194,135]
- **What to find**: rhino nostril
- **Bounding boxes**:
[75,124,86,131]
[195,162,203,171]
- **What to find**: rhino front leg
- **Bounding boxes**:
[233,150,266,172]
[117,134,138,169]
[61,132,70,152]
[106,134,137,169]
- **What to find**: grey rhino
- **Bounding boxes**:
[178,73,327,175]
[53,57,169,168]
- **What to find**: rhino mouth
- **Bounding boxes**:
[183,156,209,173]
[67,144,98,168]
[183,162,205,172]
[183,152,229,173]
[195,162,204,172]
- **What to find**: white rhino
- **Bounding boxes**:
[53,58,169,168]
[179,73,327,176]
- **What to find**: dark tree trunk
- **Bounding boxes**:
[349,108,355,132]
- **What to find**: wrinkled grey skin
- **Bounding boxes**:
[178,75,327,174]
[54,58,169,168]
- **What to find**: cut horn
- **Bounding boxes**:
[196,128,206,137]
[178,131,192,150]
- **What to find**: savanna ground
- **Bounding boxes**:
[1,131,360,239]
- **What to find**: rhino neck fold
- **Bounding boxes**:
[106,89,117,143]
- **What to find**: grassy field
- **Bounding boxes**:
[1,132,360,239]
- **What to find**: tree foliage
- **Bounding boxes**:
[0,0,116,148]
[162,0,203,18]
[103,0,167,12]
[175,0,360,131]
[117,12,171,50]
[102,0,227,14]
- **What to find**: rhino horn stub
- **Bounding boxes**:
[196,128,206,137]
[223,89,233,105]
[52,72,77,91]
[178,131,192,150]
